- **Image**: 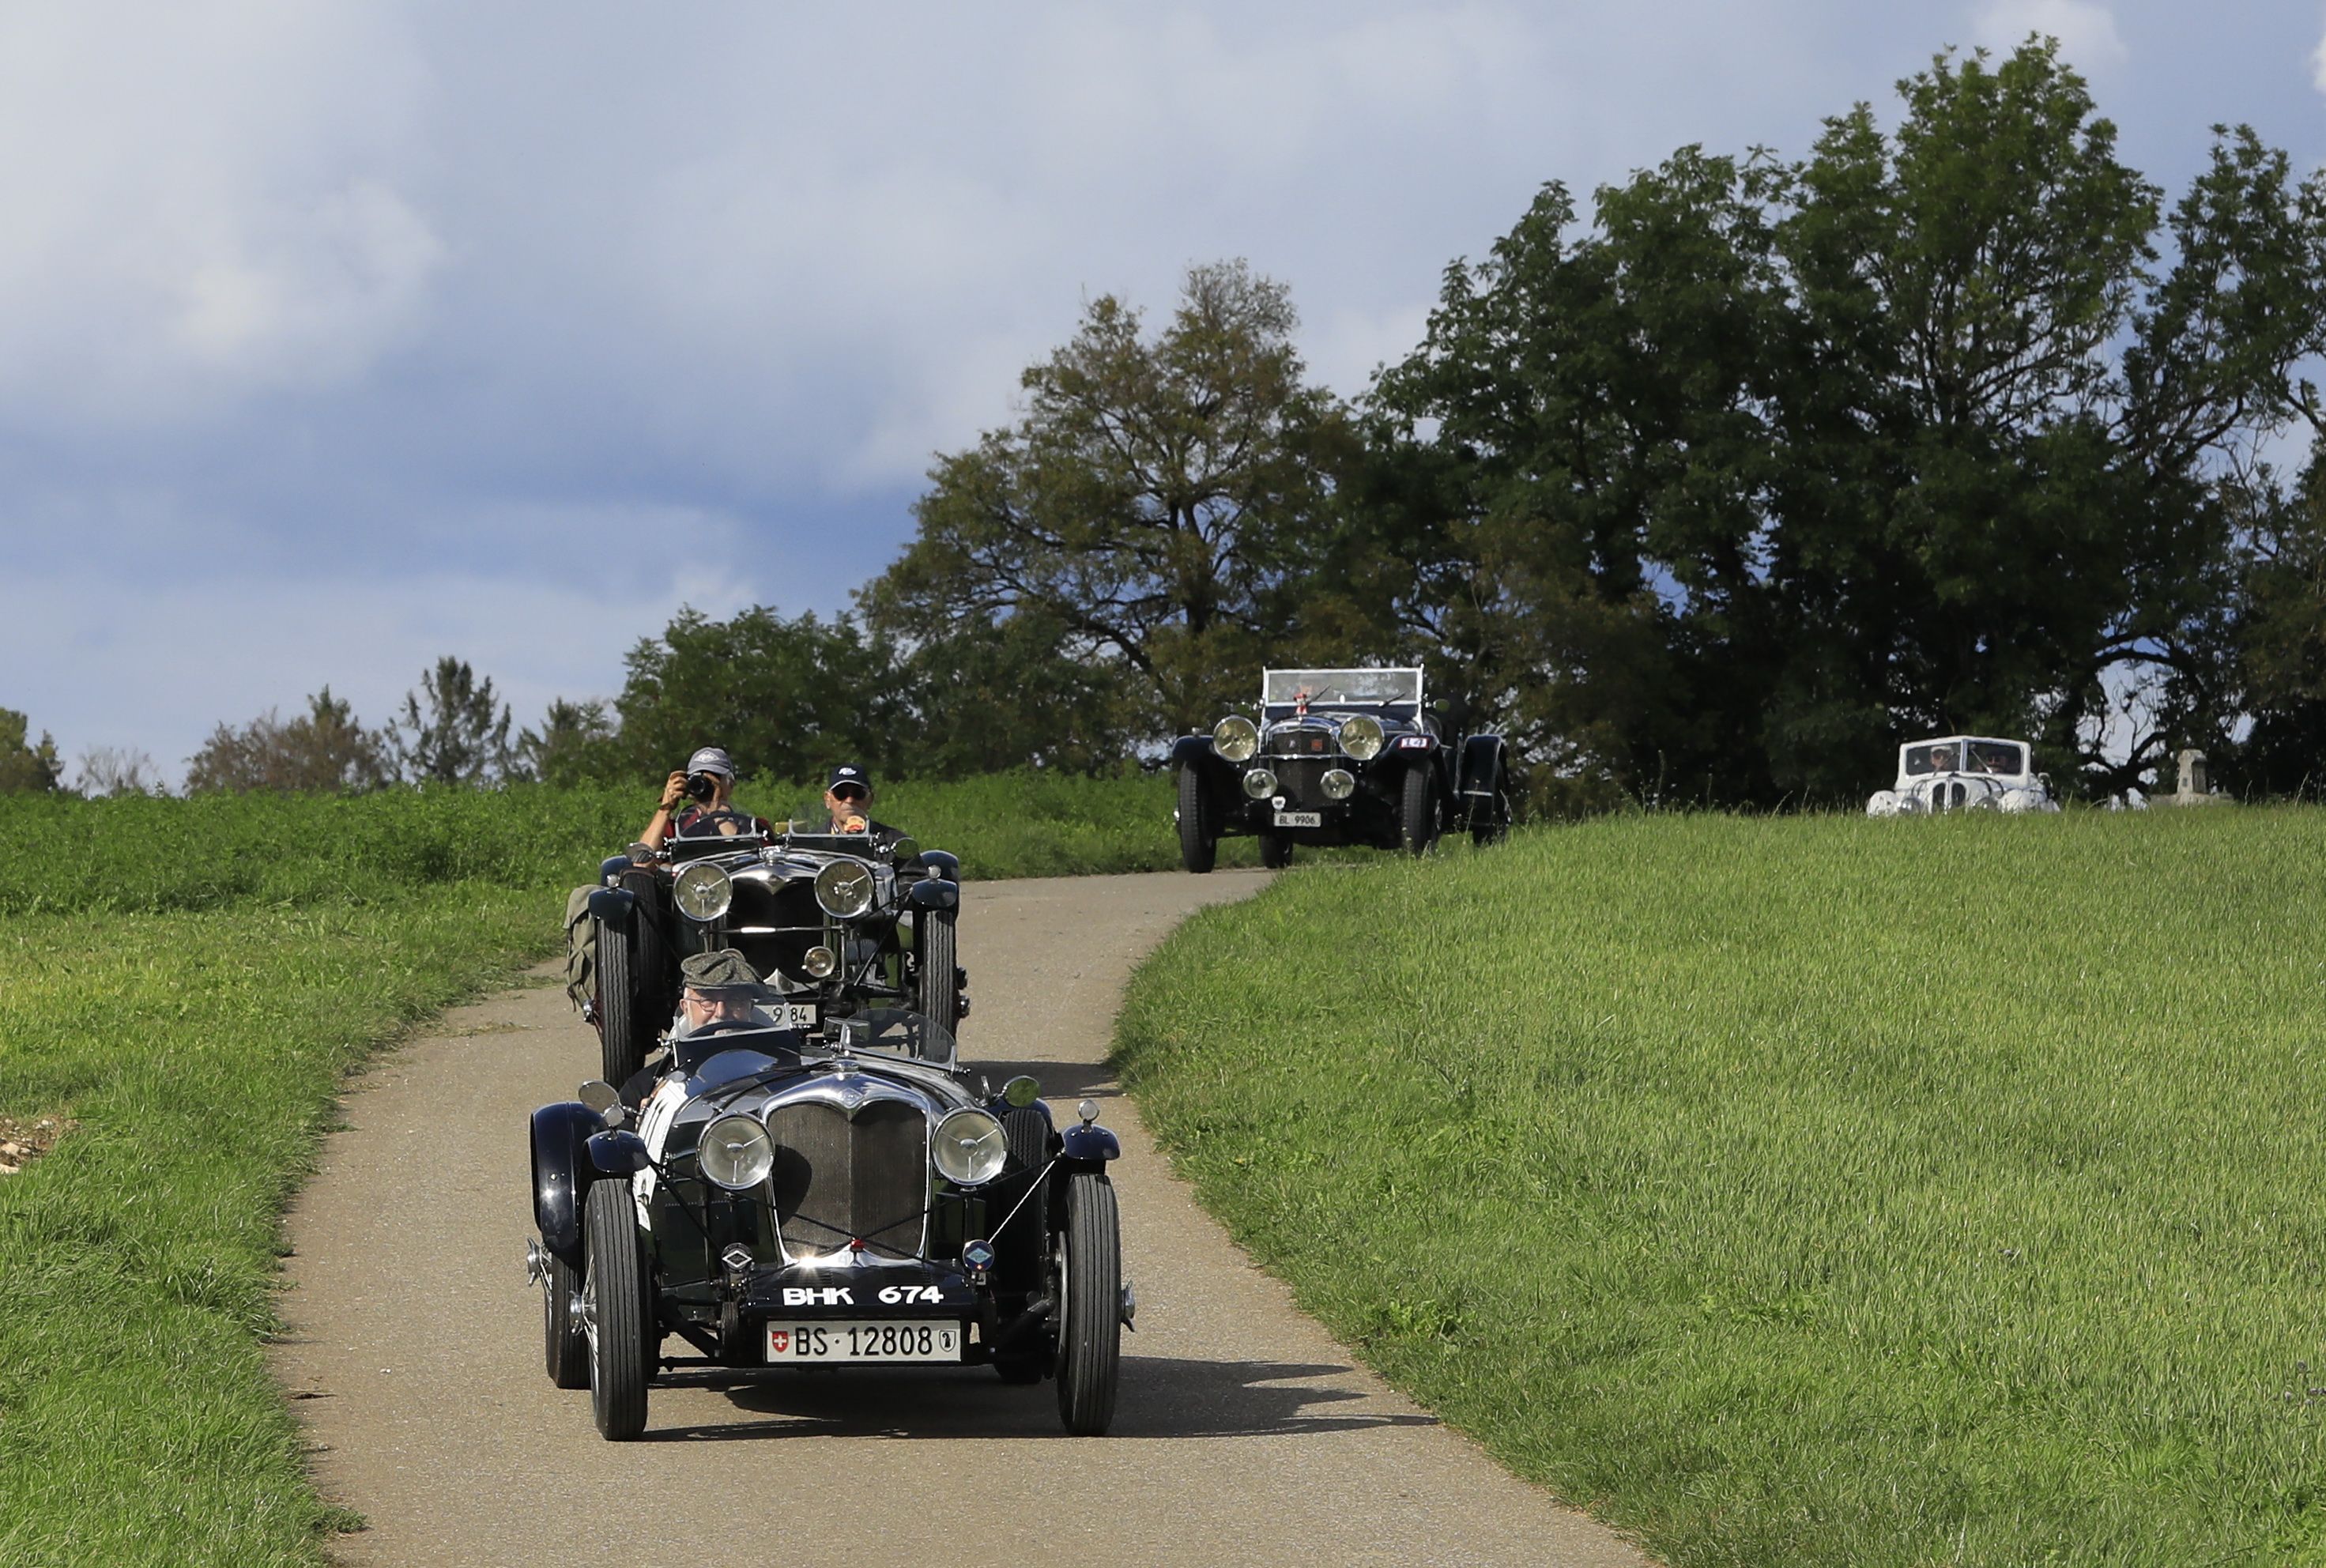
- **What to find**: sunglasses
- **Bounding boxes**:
[831,786,867,803]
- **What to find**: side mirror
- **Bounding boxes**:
[586,1129,651,1176]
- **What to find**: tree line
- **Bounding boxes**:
[9,42,2324,807]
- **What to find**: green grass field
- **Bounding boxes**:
[0,769,1200,1565]
[1117,808,2326,1567]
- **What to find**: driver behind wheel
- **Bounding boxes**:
[811,763,906,850]
[642,746,775,850]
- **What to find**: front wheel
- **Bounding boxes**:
[543,1249,587,1389]
[1054,1172,1122,1435]
[914,906,960,1041]
[1399,764,1441,857]
[584,1178,651,1440]
[1176,765,1217,874]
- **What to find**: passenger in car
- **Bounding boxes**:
[641,746,775,850]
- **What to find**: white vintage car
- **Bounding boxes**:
[1866,736,2059,816]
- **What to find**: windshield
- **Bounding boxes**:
[1262,668,1422,711]
[1904,741,1964,776]
[673,808,763,840]
[676,986,956,1069]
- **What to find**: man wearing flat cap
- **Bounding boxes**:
[642,746,775,850]
[814,763,907,850]
[677,948,765,1035]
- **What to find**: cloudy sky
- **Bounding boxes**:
[3,1,2320,784]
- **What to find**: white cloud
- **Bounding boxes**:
[0,2,442,426]
[1972,0,2129,70]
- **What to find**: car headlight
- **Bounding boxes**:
[802,945,837,978]
[814,860,876,920]
[1242,767,1277,800]
[1212,715,1259,763]
[1321,768,1355,800]
[1338,714,1385,760]
[932,1108,1008,1186]
[699,1114,775,1189]
[673,861,733,922]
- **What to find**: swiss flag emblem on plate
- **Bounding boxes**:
[768,1330,790,1355]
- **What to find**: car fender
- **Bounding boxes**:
[908,877,959,911]
[586,885,636,929]
[919,849,959,882]
[1170,733,1226,775]
[530,1100,602,1268]
[1058,1121,1121,1166]
[1458,733,1506,799]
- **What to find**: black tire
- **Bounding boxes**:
[584,1178,650,1441]
[594,878,666,1087]
[914,906,960,1041]
[1258,830,1294,869]
[1176,765,1216,874]
[544,1249,587,1389]
[1470,780,1511,848]
[1399,763,1441,857]
[1054,1172,1122,1436]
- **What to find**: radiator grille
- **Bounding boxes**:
[764,1099,927,1259]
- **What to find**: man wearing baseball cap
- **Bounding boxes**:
[818,763,906,850]
[640,746,775,850]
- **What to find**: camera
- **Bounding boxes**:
[683,773,718,803]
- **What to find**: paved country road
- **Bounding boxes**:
[275,872,1651,1568]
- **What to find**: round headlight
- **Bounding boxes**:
[802,945,837,978]
[1321,767,1355,800]
[673,861,733,922]
[1338,714,1385,761]
[1242,767,1277,800]
[813,860,876,920]
[932,1108,1008,1186]
[1212,715,1259,763]
[699,1114,775,1190]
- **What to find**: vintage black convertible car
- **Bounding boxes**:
[527,1001,1129,1439]
[1171,667,1510,870]
[585,820,967,1085]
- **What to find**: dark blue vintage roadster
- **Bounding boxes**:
[1171,666,1511,870]
[528,1001,1130,1440]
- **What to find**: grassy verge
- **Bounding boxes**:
[0,890,554,1566]
[1117,808,2326,1567]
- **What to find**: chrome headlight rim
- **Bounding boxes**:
[698,1113,775,1190]
[1338,714,1385,761]
[802,944,838,979]
[1242,767,1277,801]
[813,859,877,921]
[1321,767,1356,800]
[1211,715,1259,763]
[672,861,733,922]
[931,1107,1008,1187]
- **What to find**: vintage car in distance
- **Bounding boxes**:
[528,1000,1131,1440]
[1171,667,1510,871]
[585,818,967,1086]
[1865,736,2060,816]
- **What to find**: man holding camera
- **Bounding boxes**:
[640,746,775,850]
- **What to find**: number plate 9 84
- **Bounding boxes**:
[766,1320,961,1363]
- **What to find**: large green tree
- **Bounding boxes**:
[608,605,910,786]
[864,259,1363,744]
[1374,40,2326,804]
